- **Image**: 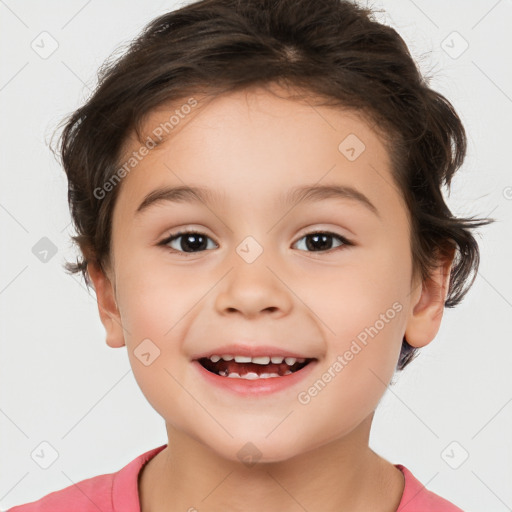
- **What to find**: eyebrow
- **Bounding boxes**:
[135,183,380,217]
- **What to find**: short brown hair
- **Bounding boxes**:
[52,0,494,371]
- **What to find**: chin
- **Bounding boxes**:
[206,433,307,465]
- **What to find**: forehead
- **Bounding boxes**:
[113,85,404,223]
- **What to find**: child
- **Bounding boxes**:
[6,0,494,510]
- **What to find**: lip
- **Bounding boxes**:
[191,358,318,396]
[190,343,313,360]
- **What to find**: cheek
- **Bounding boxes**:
[299,292,406,436]
[117,267,197,425]
[315,260,408,335]
[115,258,198,342]
[308,244,410,378]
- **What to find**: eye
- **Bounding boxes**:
[158,230,218,254]
[158,229,353,255]
[293,231,353,253]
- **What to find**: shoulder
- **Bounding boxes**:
[4,445,168,512]
[4,472,115,512]
[395,464,465,512]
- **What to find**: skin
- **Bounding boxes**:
[87,84,453,512]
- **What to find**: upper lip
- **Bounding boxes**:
[191,343,315,360]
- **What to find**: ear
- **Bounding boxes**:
[87,262,126,348]
[404,247,455,348]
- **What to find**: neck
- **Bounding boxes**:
[139,415,404,512]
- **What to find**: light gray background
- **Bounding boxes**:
[1,1,511,510]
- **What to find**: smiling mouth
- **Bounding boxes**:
[197,356,315,379]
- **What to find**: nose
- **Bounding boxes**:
[214,258,293,319]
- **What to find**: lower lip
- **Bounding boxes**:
[191,359,318,396]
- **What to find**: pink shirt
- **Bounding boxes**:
[5,444,464,511]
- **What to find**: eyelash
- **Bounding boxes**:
[157,229,354,256]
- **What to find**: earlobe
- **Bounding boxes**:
[87,262,126,348]
[404,251,454,349]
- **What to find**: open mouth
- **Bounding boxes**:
[196,355,316,379]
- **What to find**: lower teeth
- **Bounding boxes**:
[219,370,292,379]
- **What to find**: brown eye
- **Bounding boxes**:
[160,230,217,254]
[293,231,352,253]
[158,229,353,256]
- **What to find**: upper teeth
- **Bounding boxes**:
[208,354,305,365]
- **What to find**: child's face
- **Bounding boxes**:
[92,85,447,462]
